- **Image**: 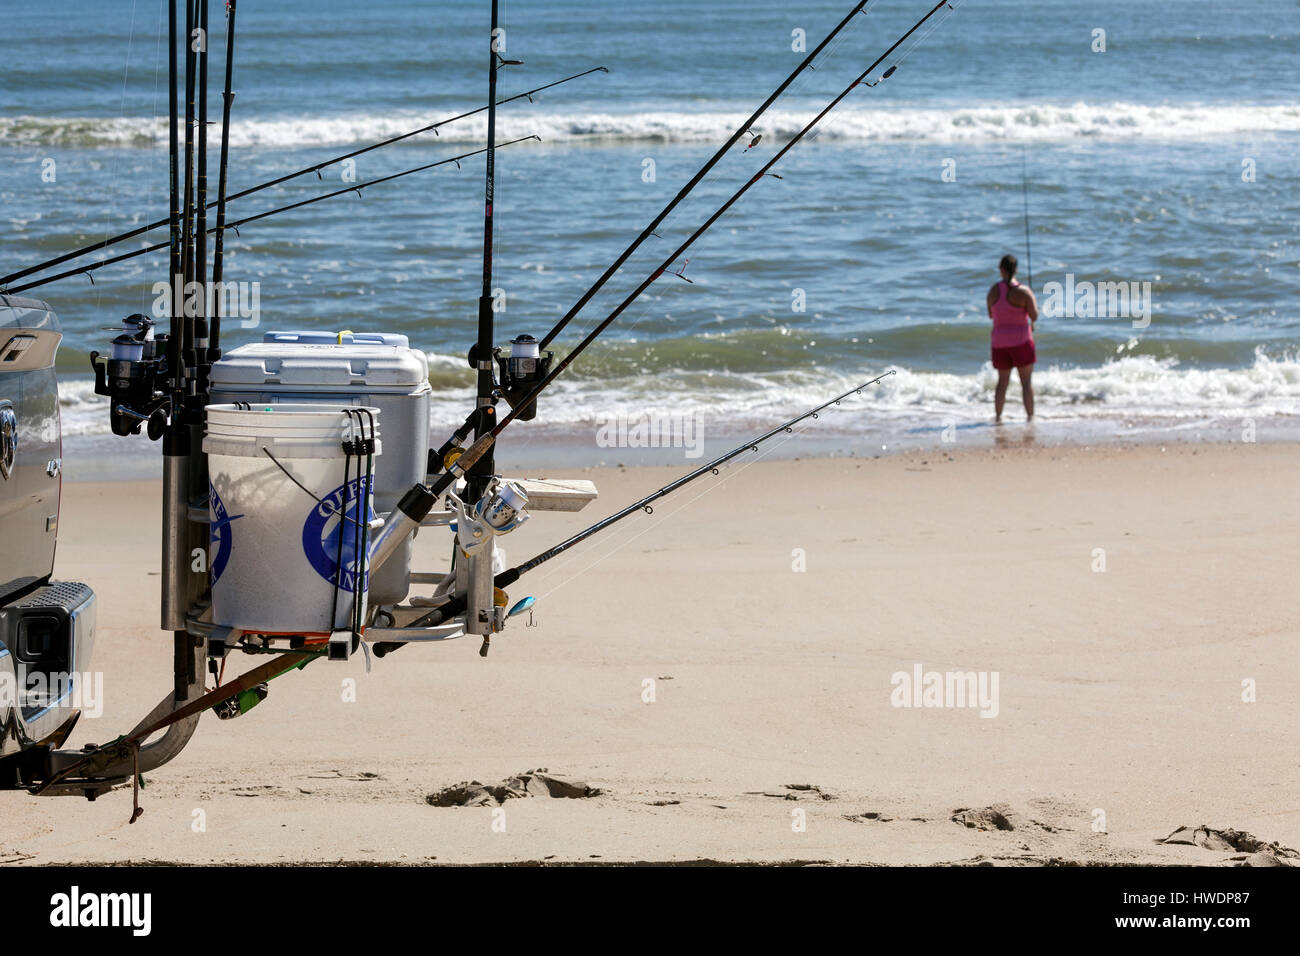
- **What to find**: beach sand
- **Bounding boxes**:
[3,439,1297,866]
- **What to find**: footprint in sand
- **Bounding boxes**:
[303,770,383,782]
[427,769,602,807]
[1158,826,1298,866]
[745,783,838,802]
[844,811,894,823]
[952,806,1016,831]
[951,799,1081,835]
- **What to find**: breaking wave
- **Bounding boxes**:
[459,349,1300,427]
[60,350,1300,438]
[8,101,1300,150]
[54,350,1300,467]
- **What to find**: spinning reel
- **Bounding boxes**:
[492,334,552,422]
[89,314,171,440]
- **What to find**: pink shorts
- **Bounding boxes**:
[991,340,1036,370]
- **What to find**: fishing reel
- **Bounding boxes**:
[451,478,531,555]
[89,314,171,440]
[493,334,552,422]
[448,478,531,648]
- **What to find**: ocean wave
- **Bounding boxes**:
[8,102,1300,150]
[57,351,1300,441]
[57,377,111,437]
[420,349,1300,428]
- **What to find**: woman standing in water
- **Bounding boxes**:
[987,253,1038,423]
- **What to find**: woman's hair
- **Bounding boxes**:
[999,254,1018,277]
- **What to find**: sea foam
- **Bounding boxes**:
[8,102,1299,149]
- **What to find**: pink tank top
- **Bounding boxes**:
[991,280,1032,349]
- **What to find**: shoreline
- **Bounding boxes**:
[61,416,1295,482]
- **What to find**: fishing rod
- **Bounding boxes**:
[0,66,606,289]
[3,138,539,294]
[1020,148,1033,290]
[162,0,203,705]
[468,0,515,503]
[180,0,198,390]
[210,0,238,363]
[373,370,897,658]
[217,136,535,231]
[167,0,182,391]
[194,0,211,398]
[424,0,955,503]
[534,0,872,352]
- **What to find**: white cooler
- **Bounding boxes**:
[209,331,432,606]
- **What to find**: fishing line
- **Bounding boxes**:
[528,386,883,603]
[447,1,954,487]
[138,0,167,317]
[210,0,239,362]
[544,23,868,353]
[812,0,961,146]
[0,67,605,288]
[544,149,800,379]
[179,0,199,386]
[522,373,897,598]
[95,0,142,319]
[612,3,869,293]
[547,1,925,355]
[378,374,894,653]
[1020,146,1033,290]
[548,168,747,354]
[491,0,509,340]
[534,0,877,353]
[5,139,539,294]
[525,414,811,597]
[420,2,955,516]
[874,0,960,72]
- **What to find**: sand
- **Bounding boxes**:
[2,440,1297,866]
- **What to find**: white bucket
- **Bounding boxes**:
[204,403,382,635]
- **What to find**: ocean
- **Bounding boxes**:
[2,0,1298,471]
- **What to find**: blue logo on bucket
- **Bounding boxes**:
[209,484,241,583]
[302,475,374,593]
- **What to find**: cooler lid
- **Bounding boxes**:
[264,330,410,348]
[211,339,430,389]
